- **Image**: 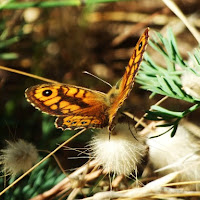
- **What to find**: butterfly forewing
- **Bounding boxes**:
[108,28,149,130]
[119,28,149,94]
[25,84,109,130]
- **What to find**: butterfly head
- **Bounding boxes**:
[107,85,120,104]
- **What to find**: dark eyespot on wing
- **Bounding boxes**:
[42,90,53,97]
[25,83,110,130]
[138,41,143,51]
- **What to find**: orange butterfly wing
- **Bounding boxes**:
[25,28,149,132]
[108,28,149,131]
[25,84,109,130]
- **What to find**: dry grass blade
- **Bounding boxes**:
[0,65,59,83]
[111,174,124,188]
[82,172,179,200]
[30,160,101,200]
[111,10,165,46]
[162,0,200,43]
[0,128,86,196]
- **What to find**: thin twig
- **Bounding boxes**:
[0,128,86,196]
[0,65,59,83]
[135,96,168,128]
[39,150,67,175]
[31,160,98,200]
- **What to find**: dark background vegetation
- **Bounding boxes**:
[0,0,200,198]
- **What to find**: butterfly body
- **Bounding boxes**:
[25,28,149,131]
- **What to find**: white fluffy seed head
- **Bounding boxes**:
[147,124,200,190]
[89,123,148,176]
[0,139,38,177]
[181,71,200,99]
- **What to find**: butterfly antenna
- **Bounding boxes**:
[82,71,112,88]
[121,112,138,141]
[128,121,138,141]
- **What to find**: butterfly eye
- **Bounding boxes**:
[67,120,71,123]
[81,121,86,124]
[42,90,53,97]
[138,41,143,51]
[71,121,77,125]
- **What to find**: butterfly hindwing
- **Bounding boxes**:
[55,115,105,130]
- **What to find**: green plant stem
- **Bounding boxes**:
[152,103,200,119]
[0,0,126,10]
[151,105,183,118]
[182,103,200,117]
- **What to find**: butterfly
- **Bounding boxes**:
[25,28,149,132]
